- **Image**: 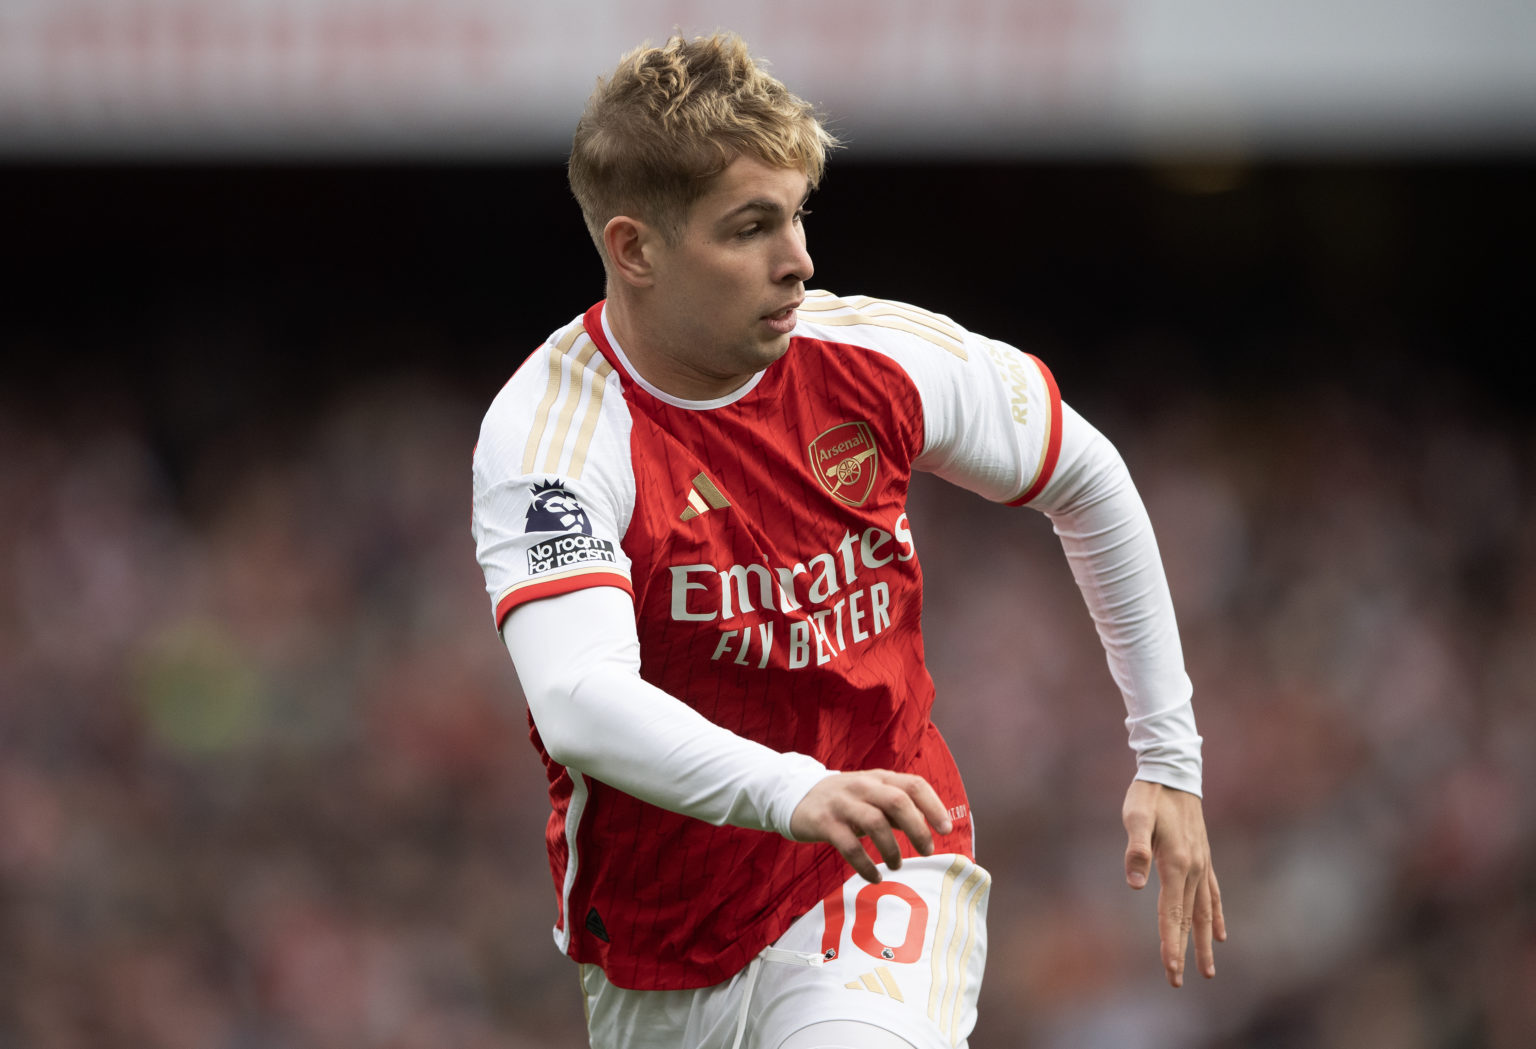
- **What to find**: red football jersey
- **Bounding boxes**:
[473,291,1061,989]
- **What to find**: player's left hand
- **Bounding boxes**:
[1122,780,1226,988]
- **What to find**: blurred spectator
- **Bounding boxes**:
[4,353,1531,1048]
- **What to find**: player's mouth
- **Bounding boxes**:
[762,300,802,335]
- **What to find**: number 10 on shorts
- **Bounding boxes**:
[821,880,928,963]
[814,855,992,1045]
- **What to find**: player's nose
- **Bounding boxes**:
[775,229,813,284]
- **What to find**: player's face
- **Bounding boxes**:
[645,155,814,398]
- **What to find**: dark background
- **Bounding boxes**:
[9,161,1530,423]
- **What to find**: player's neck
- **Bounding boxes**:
[603,297,757,403]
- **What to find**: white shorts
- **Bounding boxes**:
[581,854,991,1049]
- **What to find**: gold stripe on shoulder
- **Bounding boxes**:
[521,326,585,474]
[543,340,600,473]
[565,358,615,481]
[807,312,967,360]
[797,294,967,360]
[858,300,969,359]
[796,290,846,312]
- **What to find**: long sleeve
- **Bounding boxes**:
[1028,403,1204,795]
[503,584,836,835]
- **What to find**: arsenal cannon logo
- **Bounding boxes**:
[808,421,880,507]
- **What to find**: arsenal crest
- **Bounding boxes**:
[809,421,879,506]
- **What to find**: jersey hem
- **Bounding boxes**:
[566,725,977,991]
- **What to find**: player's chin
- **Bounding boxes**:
[754,330,793,363]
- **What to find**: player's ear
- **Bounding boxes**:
[604,215,658,288]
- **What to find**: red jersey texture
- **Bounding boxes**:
[473,291,1063,990]
[564,304,973,988]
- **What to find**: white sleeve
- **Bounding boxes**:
[503,585,837,834]
[1030,403,1203,795]
[471,332,636,630]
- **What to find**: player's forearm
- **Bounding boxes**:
[1034,406,1203,794]
[504,586,833,834]
[538,660,831,832]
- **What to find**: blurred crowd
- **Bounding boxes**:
[1,355,1532,1047]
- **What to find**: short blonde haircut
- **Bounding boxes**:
[568,33,838,260]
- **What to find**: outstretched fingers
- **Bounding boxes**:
[1123,780,1222,988]
[1194,862,1225,979]
[1150,843,1208,987]
[1154,856,1189,987]
[1210,864,1228,944]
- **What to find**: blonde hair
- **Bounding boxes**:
[568,33,838,260]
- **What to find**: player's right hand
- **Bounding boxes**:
[1122,779,1226,987]
[788,770,953,883]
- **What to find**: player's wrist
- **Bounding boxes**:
[768,759,838,839]
[1131,765,1202,798]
